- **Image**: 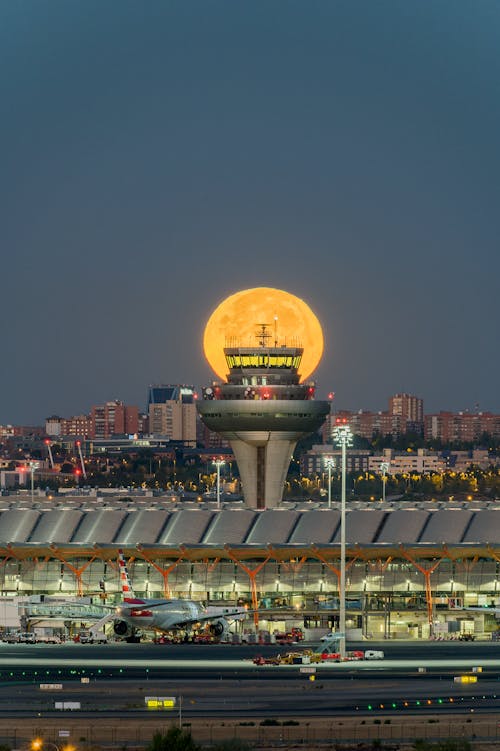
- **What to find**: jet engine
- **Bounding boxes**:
[209,618,230,638]
[113,620,140,642]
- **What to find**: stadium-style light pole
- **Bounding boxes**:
[212,458,225,510]
[380,461,390,504]
[324,457,335,509]
[333,419,353,660]
[29,461,39,504]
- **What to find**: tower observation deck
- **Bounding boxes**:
[197,325,329,509]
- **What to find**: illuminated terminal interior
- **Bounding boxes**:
[1,494,500,639]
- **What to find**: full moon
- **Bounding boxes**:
[203,287,324,382]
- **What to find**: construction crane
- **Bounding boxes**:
[44,439,55,470]
[76,440,87,480]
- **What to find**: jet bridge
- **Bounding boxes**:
[20,597,112,630]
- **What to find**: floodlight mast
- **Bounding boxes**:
[380,461,390,503]
[332,420,353,660]
[212,458,225,510]
[324,457,335,509]
[29,461,40,504]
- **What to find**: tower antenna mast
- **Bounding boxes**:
[256,324,272,347]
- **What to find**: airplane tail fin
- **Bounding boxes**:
[118,549,135,601]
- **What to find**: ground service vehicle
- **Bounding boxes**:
[253,654,282,665]
[77,630,107,644]
[17,632,36,643]
[320,649,365,662]
[364,650,384,660]
[273,627,304,644]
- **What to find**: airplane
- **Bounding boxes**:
[111,550,250,642]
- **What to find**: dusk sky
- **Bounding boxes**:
[1,2,499,425]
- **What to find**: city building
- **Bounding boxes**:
[90,401,139,440]
[425,411,500,443]
[147,385,197,446]
[389,393,424,434]
[301,444,371,475]
[323,394,424,442]
[197,327,329,508]
[368,448,446,475]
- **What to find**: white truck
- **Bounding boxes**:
[77,630,108,644]
[363,650,384,660]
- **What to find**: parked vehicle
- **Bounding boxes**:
[364,650,385,660]
[76,630,108,644]
[320,649,365,662]
[17,632,36,644]
[273,627,305,644]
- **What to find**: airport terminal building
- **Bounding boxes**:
[1,492,500,639]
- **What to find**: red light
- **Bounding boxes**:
[76,441,81,447]
[75,469,81,476]
[328,392,335,400]
[44,439,50,445]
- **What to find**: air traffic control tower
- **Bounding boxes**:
[198,322,330,509]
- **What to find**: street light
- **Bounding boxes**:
[324,457,335,509]
[212,458,225,510]
[29,461,39,504]
[31,740,75,751]
[380,461,390,504]
[333,420,353,660]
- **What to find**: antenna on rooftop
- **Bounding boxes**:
[274,315,278,347]
[256,323,272,347]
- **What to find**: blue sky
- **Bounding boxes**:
[1,1,499,423]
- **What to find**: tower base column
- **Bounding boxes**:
[229,434,297,509]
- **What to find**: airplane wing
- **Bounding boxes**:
[196,608,252,624]
[170,607,254,628]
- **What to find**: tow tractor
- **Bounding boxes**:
[320,649,364,662]
[253,654,282,665]
[273,627,305,644]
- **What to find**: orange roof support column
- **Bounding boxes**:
[49,547,96,597]
[311,546,359,598]
[135,549,185,599]
[399,546,445,637]
[225,548,272,628]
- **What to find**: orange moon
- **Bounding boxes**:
[203,287,324,382]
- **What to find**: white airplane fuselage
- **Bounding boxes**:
[115,598,248,632]
[115,598,205,631]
